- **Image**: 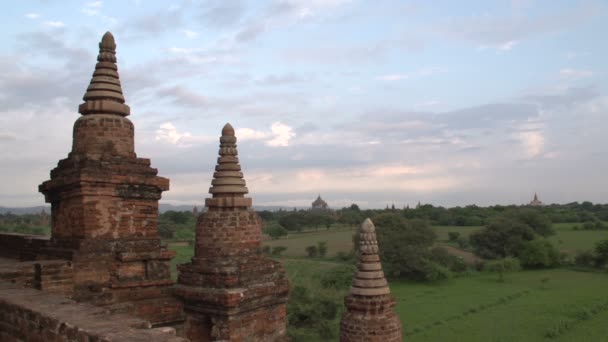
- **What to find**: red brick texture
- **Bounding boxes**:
[175,123,289,342]
[36,31,182,327]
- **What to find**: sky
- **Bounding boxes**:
[0,0,607,209]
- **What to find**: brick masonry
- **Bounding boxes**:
[36,32,183,326]
[175,124,290,342]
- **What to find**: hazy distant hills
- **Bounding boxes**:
[0,204,297,215]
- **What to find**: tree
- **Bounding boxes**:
[263,222,288,239]
[373,213,437,281]
[595,239,608,267]
[518,239,560,269]
[470,217,536,259]
[448,231,460,242]
[317,241,328,257]
[508,208,554,236]
[305,245,318,258]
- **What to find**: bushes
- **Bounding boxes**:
[264,222,288,239]
[287,286,340,340]
[470,218,536,259]
[320,265,355,289]
[484,257,521,281]
[317,241,328,257]
[272,246,287,256]
[374,214,438,281]
[518,239,560,269]
[305,245,318,258]
[448,232,460,242]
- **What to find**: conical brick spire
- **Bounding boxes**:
[340,217,402,342]
[78,31,130,116]
[350,218,390,296]
[205,123,252,209]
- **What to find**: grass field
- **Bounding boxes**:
[167,223,608,341]
[260,223,607,258]
[263,228,355,257]
[394,269,608,341]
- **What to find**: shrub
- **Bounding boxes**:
[518,239,560,269]
[262,245,271,255]
[317,241,328,257]
[574,250,595,267]
[287,286,340,340]
[320,265,355,289]
[264,223,288,239]
[305,245,318,258]
[429,247,468,273]
[422,262,452,282]
[271,246,287,256]
[374,214,437,281]
[484,257,520,281]
[456,236,470,249]
[470,217,536,259]
[595,239,608,267]
[448,232,460,242]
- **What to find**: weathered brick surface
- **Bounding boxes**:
[35,32,183,327]
[340,219,403,341]
[0,279,188,342]
[176,124,289,342]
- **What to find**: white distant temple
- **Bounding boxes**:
[529,193,544,206]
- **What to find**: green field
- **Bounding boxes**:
[261,223,607,258]
[394,269,608,341]
[263,228,355,257]
[167,223,608,341]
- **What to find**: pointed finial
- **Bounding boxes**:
[349,218,390,296]
[205,123,251,209]
[78,31,130,116]
[222,123,235,136]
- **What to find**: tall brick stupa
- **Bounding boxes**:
[175,123,290,342]
[38,32,182,325]
[340,218,402,342]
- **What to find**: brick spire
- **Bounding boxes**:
[350,218,391,296]
[79,31,130,116]
[340,218,402,342]
[176,123,290,341]
[205,123,252,209]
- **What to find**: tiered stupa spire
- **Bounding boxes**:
[340,218,402,342]
[176,123,289,341]
[38,32,180,326]
[350,218,390,296]
[205,123,251,209]
[79,31,130,117]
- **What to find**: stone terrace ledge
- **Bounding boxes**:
[0,280,188,342]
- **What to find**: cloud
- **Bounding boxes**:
[438,2,597,49]
[559,68,593,79]
[198,0,246,28]
[181,29,199,39]
[236,122,296,147]
[83,1,103,16]
[155,122,191,145]
[236,128,268,141]
[44,21,66,28]
[518,130,544,158]
[378,67,446,81]
[25,13,40,19]
[267,122,296,147]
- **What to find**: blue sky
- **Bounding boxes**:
[0,0,607,208]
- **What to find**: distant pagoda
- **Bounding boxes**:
[312,194,329,211]
[529,193,544,206]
